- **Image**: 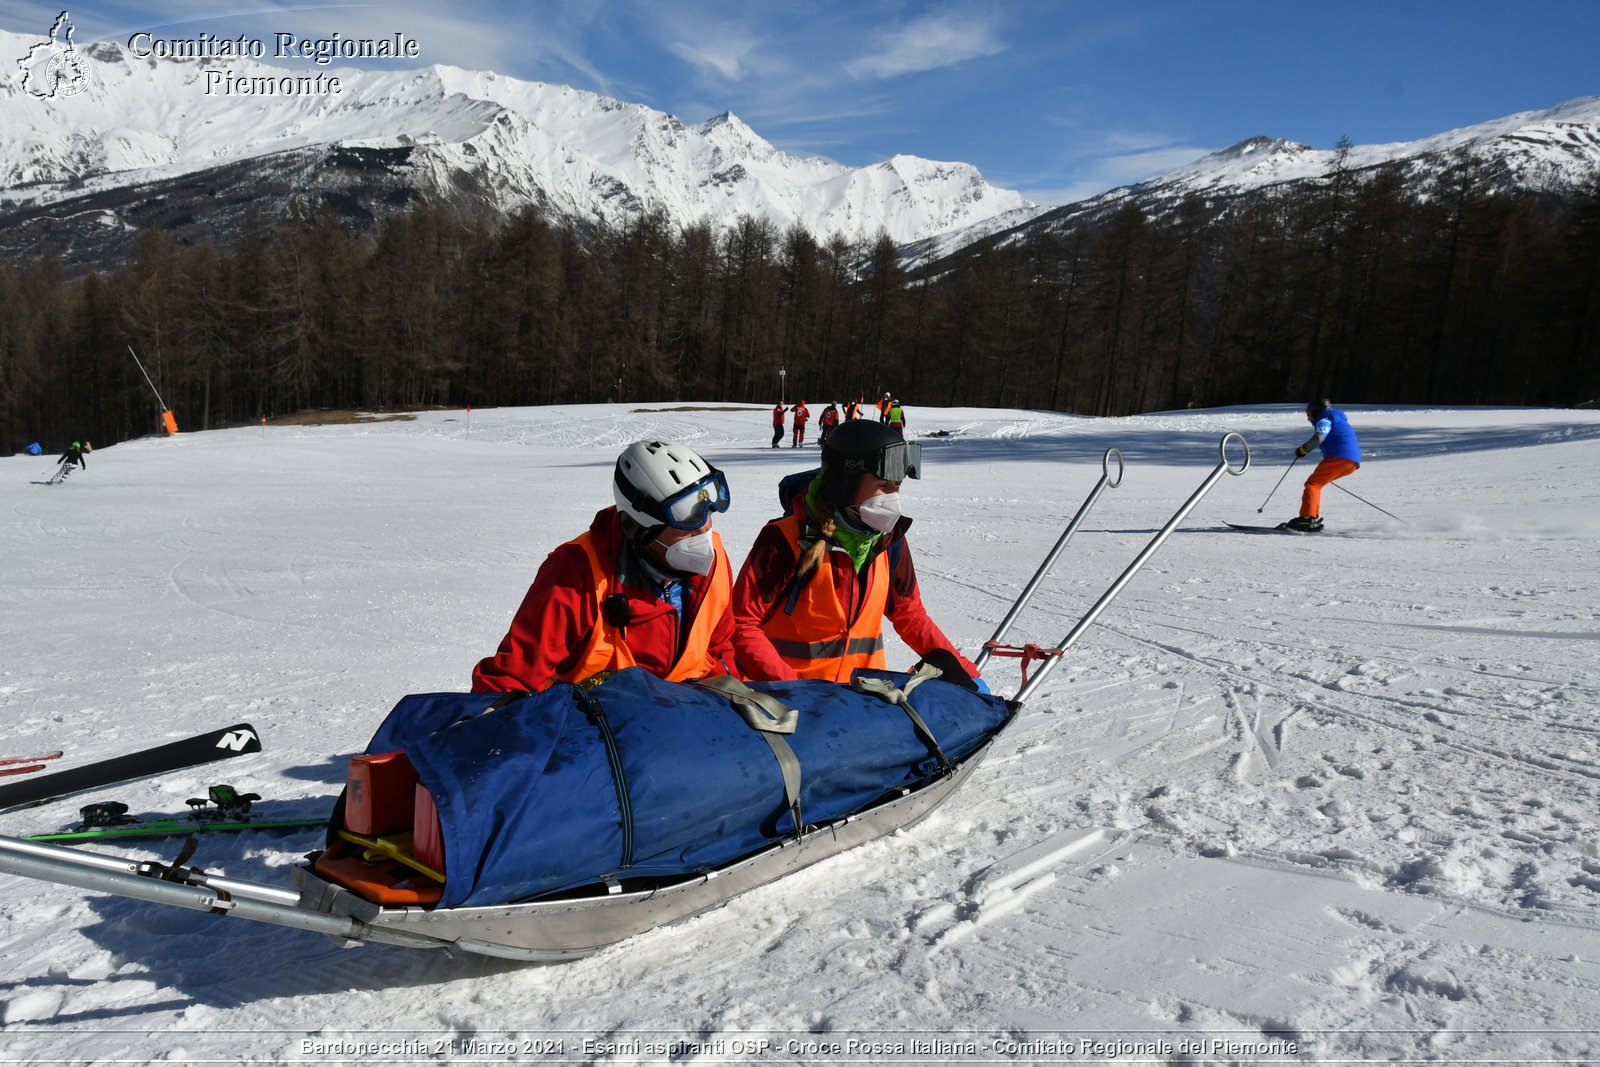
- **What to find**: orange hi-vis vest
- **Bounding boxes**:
[762,515,889,682]
[561,530,732,684]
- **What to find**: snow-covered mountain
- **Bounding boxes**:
[0,26,1032,261]
[910,95,1600,265]
[5,19,1597,274]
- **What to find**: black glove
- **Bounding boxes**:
[1294,445,1309,459]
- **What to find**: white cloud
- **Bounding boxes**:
[667,34,756,81]
[846,8,1004,80]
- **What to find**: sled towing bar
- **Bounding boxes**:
[0,833,462,954]
[974,446,1123,677]
[987,432,1250,706]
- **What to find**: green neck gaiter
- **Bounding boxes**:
[806,476,880,573]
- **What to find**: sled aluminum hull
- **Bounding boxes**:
[291,734,1001,961]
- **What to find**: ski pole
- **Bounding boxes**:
[974,447,1123,673]
[1333,481,1404,523]
[1256,455,1300,513]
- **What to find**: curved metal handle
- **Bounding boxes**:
[1219,431,1250,476]
[1103,447,1125,488]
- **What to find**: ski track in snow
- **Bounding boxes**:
[1,403,1598,1063]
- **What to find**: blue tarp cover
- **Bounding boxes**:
[361,668,1011,908]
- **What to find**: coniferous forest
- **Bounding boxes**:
[2,149,1598,454]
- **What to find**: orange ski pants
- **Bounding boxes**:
[1301,458,1360,518]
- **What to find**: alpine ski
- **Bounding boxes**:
[26,785,327,844]
[0,752,63,767]
[0,725,262,812]
[0,765,49,778]
[1224,521,1318,534]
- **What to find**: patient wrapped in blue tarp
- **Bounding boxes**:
[359,668,1010,908]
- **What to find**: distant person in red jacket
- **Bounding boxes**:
[472,440,737,693]
[818,402,840,446]
[771,403,785,448]
[790,399,810,448]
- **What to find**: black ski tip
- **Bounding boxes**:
[211,724,263,756]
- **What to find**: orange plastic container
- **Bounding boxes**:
[311,843,443,906]
[345,751,417,835]
[412,783,445,873]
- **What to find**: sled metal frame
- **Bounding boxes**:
[0,730,1008,962]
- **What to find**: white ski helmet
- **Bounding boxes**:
[613,440,730,532]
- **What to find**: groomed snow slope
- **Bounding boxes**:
[1,404,1597,1063]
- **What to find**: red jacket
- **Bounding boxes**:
[473,507,737,693]
[730,492,980,683]
[791,403,809,425]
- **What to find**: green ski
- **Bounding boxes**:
[26,784,328,844]
[27,816,329,843]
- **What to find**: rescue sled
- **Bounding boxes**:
[0,435,1250,962]
[0,672,1009,961]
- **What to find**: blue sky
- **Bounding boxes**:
[16,0,1600,205]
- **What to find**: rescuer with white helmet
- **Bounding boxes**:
[473,440,736,693]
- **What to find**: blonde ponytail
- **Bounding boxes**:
[799,512,836,576]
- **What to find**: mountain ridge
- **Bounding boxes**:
[907,94,1600,266]
[0,27,1032,252]
[4,23,1598,274]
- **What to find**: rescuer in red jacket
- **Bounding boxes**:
[472,440,738,693]
[818,402,840,446]
[790,400,810,448]
[730,420,984,689]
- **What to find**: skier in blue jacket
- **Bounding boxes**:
[1286,400,1360,531]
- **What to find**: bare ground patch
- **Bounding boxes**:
[630,406,766,413]
[263,408,445,426]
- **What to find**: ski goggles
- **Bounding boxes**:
[653,468,732,530]
[843,440,922,483]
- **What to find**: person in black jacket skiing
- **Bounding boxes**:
[53,441,87,484]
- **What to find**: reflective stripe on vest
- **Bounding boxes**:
[761,515,889,682]
[559,530,732,685]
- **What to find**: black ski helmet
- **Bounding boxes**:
[1306,398,1330,420]
[821,419,911,503]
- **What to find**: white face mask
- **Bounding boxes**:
[855,492,902,534]
[661,531,717,576]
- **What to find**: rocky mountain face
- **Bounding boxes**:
[0,27,1032,270]
[3,22,1597,275]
